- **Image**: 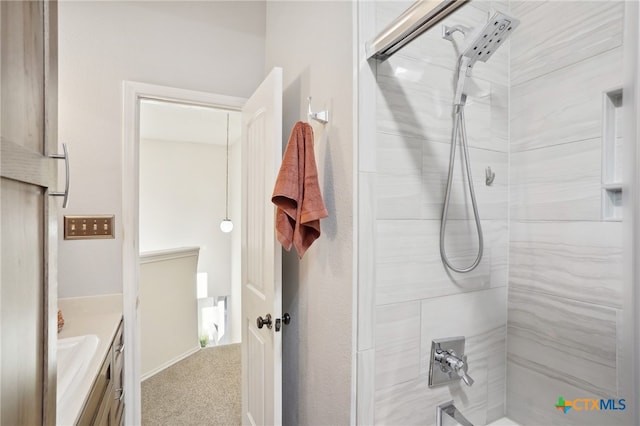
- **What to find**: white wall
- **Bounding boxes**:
[139,138,231,297]
[139,248,199,379]
[58,1,266,297]
[265,3,354,425]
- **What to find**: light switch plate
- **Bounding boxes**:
[64,215,115,240]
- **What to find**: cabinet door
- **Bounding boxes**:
[78,351,113,426]
[111,321,124,425]
[95,382,114,426]
[0,0,58,424]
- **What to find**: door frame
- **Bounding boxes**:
[122,81,246,425]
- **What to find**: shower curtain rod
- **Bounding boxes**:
[366,0,469,61]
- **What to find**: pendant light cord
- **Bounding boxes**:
[225,113,230,220]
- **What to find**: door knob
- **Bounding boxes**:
[275,313,291,332]
[256,314,272,329]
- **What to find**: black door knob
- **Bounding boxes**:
[256,314,272,329]
[275,313,292,332]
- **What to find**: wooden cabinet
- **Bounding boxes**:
[112,321,125,425]
[78,320,124,426]
[0,1,58,423]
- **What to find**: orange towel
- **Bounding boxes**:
[272,121,328,258]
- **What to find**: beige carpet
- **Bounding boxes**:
[142,344,241,426]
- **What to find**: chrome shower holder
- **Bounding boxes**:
[442,24,471,41]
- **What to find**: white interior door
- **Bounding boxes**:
[241,67,283,426]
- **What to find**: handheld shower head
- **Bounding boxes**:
[442,11,520,273]
[462,11,520,67]
[453,11,519,106]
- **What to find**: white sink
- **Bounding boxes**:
[57,334,99,425]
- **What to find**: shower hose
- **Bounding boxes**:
[439,102,484,273]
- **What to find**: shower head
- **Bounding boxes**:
[453,11,519,106]
[462,11,520,68]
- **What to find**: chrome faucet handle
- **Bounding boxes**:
[455,354,474,386]
[437,349,474,387]
[460,371,474,386]
[456,355,475,386]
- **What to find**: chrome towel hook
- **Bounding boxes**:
[308,97,329,124]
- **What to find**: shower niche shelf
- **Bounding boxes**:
[602,89,623,222]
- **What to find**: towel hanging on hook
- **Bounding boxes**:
[307,97,329,124]
[272,122,329,258]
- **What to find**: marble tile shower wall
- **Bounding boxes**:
[506,2,630,425]
[372,1,510,425]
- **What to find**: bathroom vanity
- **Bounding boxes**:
[57,295,123,426]
[77,320,124,425]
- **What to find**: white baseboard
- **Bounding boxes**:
[140,346,200,382]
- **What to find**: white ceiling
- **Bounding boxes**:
[139,99,241,146]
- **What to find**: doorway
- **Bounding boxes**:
[136,99,243,424]
[122,82,247,425]
[123,70,284,425]
[138,99,241,355]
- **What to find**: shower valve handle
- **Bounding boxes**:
[456,355,475,386]
[434,349,474,387]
